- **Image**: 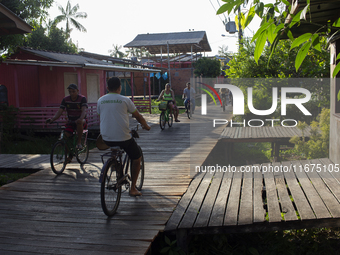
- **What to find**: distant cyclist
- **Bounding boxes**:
[182,82,195,114]
[157,83,180,122]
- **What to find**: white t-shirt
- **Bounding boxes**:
[97,93,137,142]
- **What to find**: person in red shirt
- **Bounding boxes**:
[46,84,88,153]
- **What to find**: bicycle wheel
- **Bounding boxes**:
[50,141,66,175]
[76,132,89,164]
[168,113,173,127]
[101,159,121,216]
[160,111,166,130]
[187,105,191,119]
[132,146,144,191]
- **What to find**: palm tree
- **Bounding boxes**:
[108,44,125,58]
[54,0,87,38]
[218,45,229,57]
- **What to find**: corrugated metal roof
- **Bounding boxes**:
[124,31,212,54]
[0,3,32,35]
[18,47,113,66]
[8,47,161,73]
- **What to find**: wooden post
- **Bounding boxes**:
[0,120,2,154]
[131,72,134,102]
[274,142,280,162]
[148,73,151,113]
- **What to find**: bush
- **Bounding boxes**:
[289,108,330,159]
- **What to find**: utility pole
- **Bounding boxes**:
[238,6,243,51]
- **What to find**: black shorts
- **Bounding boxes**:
[103,138,142,160]
[65,119,88,134]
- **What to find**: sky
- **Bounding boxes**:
[47,0,262,57]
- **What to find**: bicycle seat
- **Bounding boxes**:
[110,146,123,152]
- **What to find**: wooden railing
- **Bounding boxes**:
[133,99,151,113]
[15,103,100,129]
[13,100,150,129]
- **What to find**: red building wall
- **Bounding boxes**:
[0,62,106,108]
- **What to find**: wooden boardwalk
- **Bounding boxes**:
[0,105,229,254]
[165,158,340,239]
[220,126,314,161]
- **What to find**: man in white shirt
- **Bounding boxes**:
[182,82,196,113]
[97,77,151,196]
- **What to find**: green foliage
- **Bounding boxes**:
[0,0,53,52]
[183,228,340,255]
[0,105,18,143]
[225,38,330,79]
[0,173,30,187]
[193,57,221,78]
[159,235,186,255]
[53,0,87,38]
[289,108,330,159]
[217,0,340,77]
[24,24,78,53]
[225,38,329,125]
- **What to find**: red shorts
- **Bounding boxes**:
[65,119,88,134]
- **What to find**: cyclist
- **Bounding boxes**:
[97,77,151,197]
[182,82,195,114]
[46,84,88,162]
[157,83,180,122]
[219,88,229,108]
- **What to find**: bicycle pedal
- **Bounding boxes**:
[121,179,129,185]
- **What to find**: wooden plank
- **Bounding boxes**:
[281,161,315,220]
[194,169,224,228]
[253,164,265,222]
[272,162,298,221]
[209,170,234,227]
[178,171,214,229]
[292,160,331,219]
[301,159,340,218]
[224,168,242,226]
[262,163,282,222]
[165,172,205,231]
[313,158,340,202]
[238,166,253,225]
[319,158,340,184]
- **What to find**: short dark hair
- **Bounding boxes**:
[107,77,121,91]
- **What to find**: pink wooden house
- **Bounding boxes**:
[0,47,160,129]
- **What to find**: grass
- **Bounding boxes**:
[229,142,272,165]
[0,172,31,186]
[0,133,96,187]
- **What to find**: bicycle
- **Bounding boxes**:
[159,101,173,130]
[99,124,144,216]
[185,99,192,119]
[50,122,89,175]
[222,95,227,112]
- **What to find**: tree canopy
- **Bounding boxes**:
[0,0,53,53]
[194,57,221,78]
[53,0,87,39]
[217,0,340,77]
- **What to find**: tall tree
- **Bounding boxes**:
[194,57,221,78]
[108,44,125,58]
[0,0,53,54]
[53,0,87,38]
[24,25,77,53]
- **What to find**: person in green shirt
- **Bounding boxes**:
[157,83,180,122]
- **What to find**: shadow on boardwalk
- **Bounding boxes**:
[0,105,229,255]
